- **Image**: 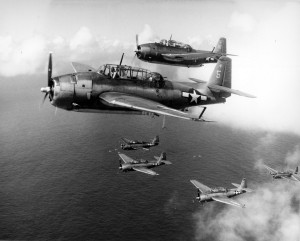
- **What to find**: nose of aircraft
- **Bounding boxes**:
[136,44,151,59]
[41,53,54,105]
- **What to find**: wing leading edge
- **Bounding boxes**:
[133,167,158,176]
[212,196,245,208]
[190,180,211,193]
[118,153,136,163]
[99,92,205,121]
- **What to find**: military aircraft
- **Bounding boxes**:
[118,152,171,175]
[263,164,300,181]
[40,53,255,124]
[190,178,253,208]
[135,35,236,67]
[121,135,159,150]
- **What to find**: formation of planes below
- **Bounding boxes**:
[263,164,300,182]
[121,136,159,151]
[190,178,253,208]
[118,152,171,176]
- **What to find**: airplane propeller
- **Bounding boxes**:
[135,34,141,58]
[41,53,54,104]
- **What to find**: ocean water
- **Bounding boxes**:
[1,76,299,240]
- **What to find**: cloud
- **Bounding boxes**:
[285,145,300,168]
[0,35,46,76]
[228,12,256,32]
[69,26,96,50]
[0,26,134,77]
[138,24,160,44]
[193,182,300,241]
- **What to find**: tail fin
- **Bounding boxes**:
[151,135,159,145]
[156,152,166,165]
[295,166,298,174]
[213,38,226,55]
[207,56,231,98]
[237,178,247,192]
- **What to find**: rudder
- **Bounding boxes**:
[152,135,159,145]
[208,56,232,98]
[213,37,226,55]
[237,178,247,192]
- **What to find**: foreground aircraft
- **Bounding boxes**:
[190,178,253,208]
[118,152,171,175]
[41,53,255,124]
[263,164,300,181]
[135,35,236,67]
[121,136,159,150]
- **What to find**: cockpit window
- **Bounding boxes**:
[97,64,159,82]
[159,39,191,49]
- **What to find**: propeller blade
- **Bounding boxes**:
[136,34,139,48]
[48,53,52,87]
[131,53,137,65]
[42,92,48,104]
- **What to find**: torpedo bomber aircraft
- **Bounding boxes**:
[190,178,253,208]
[41,53,255,123]
[121,136,159,151]
[135,35,236,67]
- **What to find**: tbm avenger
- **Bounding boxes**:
[190,178,253,208]
[121,136,159,151]
[118,152,171,175]
[263,164,300,182]
[41,53,255,124]
[135,35,236,67]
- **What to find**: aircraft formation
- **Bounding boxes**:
[40,34,298,209]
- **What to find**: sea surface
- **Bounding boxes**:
[1,76,300,240]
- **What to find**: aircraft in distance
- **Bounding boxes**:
[263,164,300,181]
[135,35,236,67]
[121,136,159,150]
[190,178,253,208]
[118,152,171,175]
[41,53,255,124]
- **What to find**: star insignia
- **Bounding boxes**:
[189,89,200,104]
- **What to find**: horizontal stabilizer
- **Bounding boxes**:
[208,84,256,98]
[232,183,253,193]
[189,78,207,84]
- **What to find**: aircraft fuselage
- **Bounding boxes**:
[198,189,244,203]
[137,43,219,67]
[50,71,225,114]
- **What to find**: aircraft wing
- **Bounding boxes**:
[133,167,158,175]
[71,62,96,73]
[118,153,135,163]
[99,92,205,121]
[190,180,211,193]
[162,52,216,61]
[121,138,132,144]
[291,175,300,182]
[263,165,278,174]
[212,196,245,208]
[282,175,300,182]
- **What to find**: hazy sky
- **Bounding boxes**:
[1,0,300,135]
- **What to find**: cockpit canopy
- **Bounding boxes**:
[210,187,228,193]
[97,64,164,82]
[159,39,191,49]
